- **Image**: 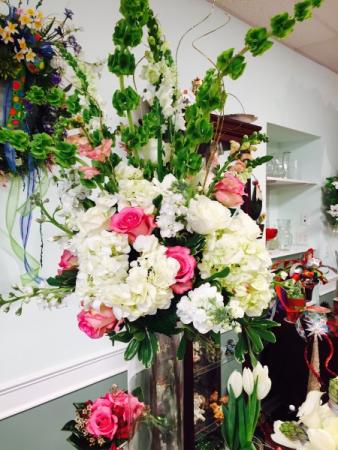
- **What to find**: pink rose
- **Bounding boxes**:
[109,207,156,243]
[77,305,123,339]
[87,397,118,439]
[78,139,112,162]
[214,172,246,208]
[58,249,77,274]
[166,246,197,294]
[105,391,144,439]
[78,166,100,179]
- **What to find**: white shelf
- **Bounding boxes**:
[269,246,310,260]
[267,177,317,186]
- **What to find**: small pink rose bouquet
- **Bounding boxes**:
[63,385,145,450]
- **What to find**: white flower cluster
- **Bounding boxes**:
[327,204,338,218]
[115,161,159,214]
[141,57,186,132]
[198,210,273,318]
[73,229,179,321]
[177,283,240,334]
[154,174,187,238]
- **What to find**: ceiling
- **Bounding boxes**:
[212,0,338,74]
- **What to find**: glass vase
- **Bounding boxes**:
[128,334,183,450]
[277,219,293,250]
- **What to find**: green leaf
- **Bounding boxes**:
[271,12,296,39]
[177,334,187,360]
[61,420,76,432]
[109,330,132,343]
[246,327,264,353]
[234,333,246,362]
[255,328,276,343]
[294,1,313,21]
[204,267,230,283]
[46,269,77,288]
[237,395,248,448]
[245,27,273,56]
[124,338,140,360]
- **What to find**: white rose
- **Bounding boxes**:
[187,195,231,234]
[76,206,110,235]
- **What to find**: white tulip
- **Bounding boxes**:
[307,428,336,450]
[297,391,323,429]
[228,370,243,398]
[242,367,254,396]
[253,362,271,400]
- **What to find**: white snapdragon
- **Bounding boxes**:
[187,195,231,234]
[154,174,187,238]
[177,283,237,334]
[327,204,338,218]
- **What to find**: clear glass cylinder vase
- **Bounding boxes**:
[128,334,183,450]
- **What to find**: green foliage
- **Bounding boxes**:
[46,87,66,108]
[119,0,150,26]
[47,269,78,288]
[235,317,279,364]
[108,48,136,76]
[25,86,46,105]
[30,133,54,160]
[113,86,140,116]
[245,27,273,56]
[294,1,313,21]
[0,44,22,79]
[246,155,273,169]
[146,9,173,65]
[0,129,30,151]
[113,19,143,47]
[53,141,77,168]
[271,12,296,39]
[323,175,338,226]
[66,91,81,115]
[195,69,226,113]
[216,48,246,80]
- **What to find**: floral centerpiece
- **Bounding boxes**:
[323,175,338,232]
[62,385,145,450]
[0,0,325,369]
[272,377,338,450]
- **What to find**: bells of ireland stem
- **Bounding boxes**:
[227,370,243,398]
[253,362,271,400]
[242,367,254,396]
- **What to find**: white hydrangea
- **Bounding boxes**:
[114,161,159,214]
[101,235,179,321]
[199,211,273,317]
[327,204,338,218]
[74,230,130,306]
[177,283,237,334]
[187,195,231,234]
[154,174,187,238]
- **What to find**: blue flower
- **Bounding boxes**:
[64,8,74,20]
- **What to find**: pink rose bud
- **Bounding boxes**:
[166,246,197,294]
[109,207,156,243]
[58,249,77,274]
[77,305,123,339]
[214,172,246,208]
[78,166,100,179]
[78,139,112,162]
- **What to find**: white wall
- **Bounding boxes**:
[1,0,338,415]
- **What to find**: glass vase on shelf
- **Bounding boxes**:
[272,155,286,178]
[277,219,293,250]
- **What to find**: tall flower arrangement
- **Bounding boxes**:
[323,175,338,231]
[0,0,324,373]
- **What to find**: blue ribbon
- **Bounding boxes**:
[2,81,17,173]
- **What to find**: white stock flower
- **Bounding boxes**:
[176,283,235,334]
[187,195,231,234]
[242,367,255,396]
[228,371,243,398]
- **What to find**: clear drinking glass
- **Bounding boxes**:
[282,152,291,178]
[273,155,286,178]
[277,219,293,250]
